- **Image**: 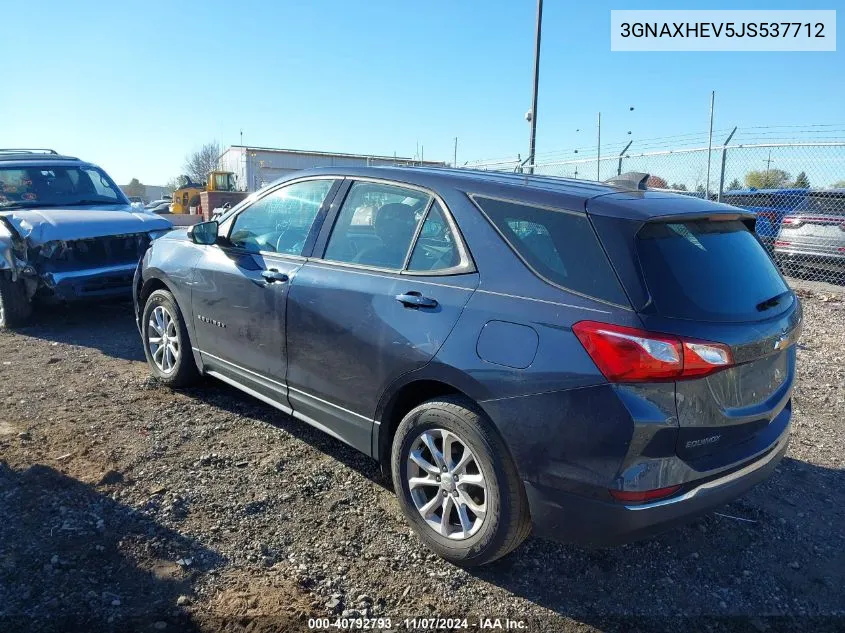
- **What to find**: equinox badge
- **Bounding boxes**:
[197,314,227,328]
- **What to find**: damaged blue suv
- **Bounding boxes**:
[0,149,171,327]
[134,167,800,566]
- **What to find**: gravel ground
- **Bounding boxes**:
[0,288,843,633]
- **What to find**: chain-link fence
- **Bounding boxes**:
[465,142,845,287]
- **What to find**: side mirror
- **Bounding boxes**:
[188,220,219,245]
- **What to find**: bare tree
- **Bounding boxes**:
[184,142,221,184]
[164,176,184,194]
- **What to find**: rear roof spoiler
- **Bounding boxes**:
[605,172,649,191]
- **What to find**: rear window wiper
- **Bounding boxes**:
[756,291,791,312]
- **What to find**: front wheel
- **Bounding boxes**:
[141,289,199,387]
[0,273,32,329]
[391,397,531,567]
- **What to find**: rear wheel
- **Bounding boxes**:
[142,289,199,387]
[775,256,793,278]
[391,396,531,567]
[0,273,32,329]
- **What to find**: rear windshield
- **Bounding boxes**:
[472,196,628,305]
[637,220,790,322]
[806,193,845,216]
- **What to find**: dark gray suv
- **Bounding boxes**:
[134,167,800,566]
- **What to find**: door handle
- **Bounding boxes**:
[261,269,289,284]
[395,291,438,309]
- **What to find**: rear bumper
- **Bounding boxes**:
[42,263,138,301]
[775,248,845,272]
[526,426,789,546]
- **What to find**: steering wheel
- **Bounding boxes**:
[276,228,308,255]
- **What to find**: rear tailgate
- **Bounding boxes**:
[588,194,801,467]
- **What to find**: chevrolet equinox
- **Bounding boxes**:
[134,167,800,566]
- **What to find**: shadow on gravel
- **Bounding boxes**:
[174,366,845,628]
[467,456,844,629]
[0,461,224,633]
[181,380,389,489]
[18,299,142,362]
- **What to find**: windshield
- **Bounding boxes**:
[0,165,126,209]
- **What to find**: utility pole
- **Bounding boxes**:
[705,90,715,198]
[765,149,773,185]
[527,0,543,174]
[240,129,243,146]
[453,137,458,168]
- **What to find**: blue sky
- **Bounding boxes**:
[1,0,841,185]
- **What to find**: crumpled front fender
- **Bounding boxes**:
[0,218,36,300]
[0,220,24,278]
[0,241,15,274]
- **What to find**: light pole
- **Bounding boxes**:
[526,0,543,174]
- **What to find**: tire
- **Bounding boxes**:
[774,256,793,278]
[0,273,32,329]
[391,396,531,567]
[141,289,199,387]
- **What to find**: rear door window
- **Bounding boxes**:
[407,202,461,272]
[637,220,790,322]
[324,182,430,270]
[471,196,628,305]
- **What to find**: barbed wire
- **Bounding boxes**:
[466,124,845,168]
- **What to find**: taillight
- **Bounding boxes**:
[609,485,682,504]
[572,321,733,383]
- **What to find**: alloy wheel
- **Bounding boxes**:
[406,427,488,540]
[148,305,180,373]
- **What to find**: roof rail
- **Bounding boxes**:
[605,172,650,191]
[0,148,59,155]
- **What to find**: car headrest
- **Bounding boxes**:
[373,203,417,244]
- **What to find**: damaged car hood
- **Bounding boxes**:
[0,206,173,245]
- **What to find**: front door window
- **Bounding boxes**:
[229,179,335,255]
